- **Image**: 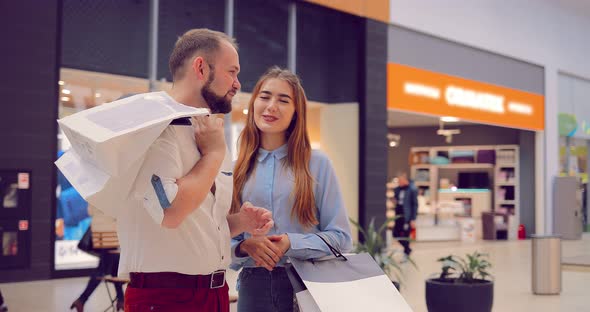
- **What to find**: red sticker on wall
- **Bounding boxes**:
[19,220,29,231]
[18,173,30,189]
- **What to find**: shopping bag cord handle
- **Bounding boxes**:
[315,233,348,261]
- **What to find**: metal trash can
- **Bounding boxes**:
[531,234,561,295]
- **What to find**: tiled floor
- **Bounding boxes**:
[397,233,590,312]
[0,270,241,312]
[1,234,588,312]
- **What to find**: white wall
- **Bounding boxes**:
[320,103,359,241]
[389,0,590,78]
[389,0,590,234]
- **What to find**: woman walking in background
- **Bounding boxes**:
[70,206,124,312]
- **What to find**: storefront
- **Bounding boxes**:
[386,25,545,241]
[1,0,376,282]
[558,73,590,233]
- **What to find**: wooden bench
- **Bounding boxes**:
[92,231,129,312]
[92,231,120,250]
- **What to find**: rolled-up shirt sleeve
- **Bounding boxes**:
[131,127,182,226]
[230,233,250,270]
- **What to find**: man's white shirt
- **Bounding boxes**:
[116,94,232,278]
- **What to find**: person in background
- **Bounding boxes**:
[70,206,124,312]
[230,67,353,312]
[0,288,7,312]
[57,150,91,241]
[392,172,418,257]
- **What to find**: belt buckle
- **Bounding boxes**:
[210,270,226,289]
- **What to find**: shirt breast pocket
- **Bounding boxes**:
[214,170,233,209]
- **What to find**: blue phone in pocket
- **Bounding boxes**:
[151,174,171,209]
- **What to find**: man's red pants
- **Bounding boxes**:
[124,272,229,312]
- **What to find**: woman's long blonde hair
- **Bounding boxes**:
[231,67,318,228]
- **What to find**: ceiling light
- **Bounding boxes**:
[58,80,64,86]
[62,89,71,95]
[387,133,400,148]
[242,109,248,115]
[61,97,70,102]
[441,116,460,123]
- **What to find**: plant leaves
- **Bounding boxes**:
[436,251,493,283]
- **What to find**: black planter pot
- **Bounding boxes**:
[425,278,493,312]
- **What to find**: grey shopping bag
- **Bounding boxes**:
[286,234,413,312]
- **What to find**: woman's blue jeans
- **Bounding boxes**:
[237,267,296,312]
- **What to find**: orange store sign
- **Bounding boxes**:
[305,0,389,23]
[387,63,545,131]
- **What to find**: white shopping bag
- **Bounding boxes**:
[55,92,209,216]
[286,235,414,312]
[58,92,208,176]
[55,149,146,217]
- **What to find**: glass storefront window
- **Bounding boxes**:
[55,68,149,270]
[559,136,588,180]
[559,136,589,232]
[2,232,18,256]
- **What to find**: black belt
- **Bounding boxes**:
[129,271,226,289]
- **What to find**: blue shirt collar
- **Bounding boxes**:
[257,144,288,162]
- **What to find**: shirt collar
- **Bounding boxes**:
[257,144,288,162]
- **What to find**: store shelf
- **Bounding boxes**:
[494,146,519,232]
[498,201,516,205]
[496,162,517,167]
[436,163,494,169]
[410,144,520,241]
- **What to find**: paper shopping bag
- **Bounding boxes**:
[286,234,413,312]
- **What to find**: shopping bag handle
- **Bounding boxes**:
[315,233,348,261]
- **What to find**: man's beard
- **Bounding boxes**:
[201,72,233,114]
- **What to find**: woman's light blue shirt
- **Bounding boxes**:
[230,144,353,270]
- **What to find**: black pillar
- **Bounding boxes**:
[358,19,388,233]
[0,0,61,282]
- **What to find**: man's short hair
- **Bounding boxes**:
[169,28,237,81]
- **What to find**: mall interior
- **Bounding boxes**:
[1,0,589,311]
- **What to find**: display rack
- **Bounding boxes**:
[403,144,520,241]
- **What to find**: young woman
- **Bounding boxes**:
[231,67,352,312]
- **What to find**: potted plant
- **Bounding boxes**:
[350,217,415,289]
[426,251,493,312]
